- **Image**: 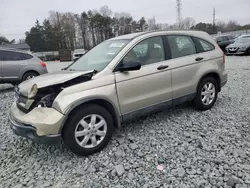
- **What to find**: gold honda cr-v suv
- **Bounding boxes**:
[9,31,227,156]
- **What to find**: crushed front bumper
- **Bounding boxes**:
[9,103,65,144]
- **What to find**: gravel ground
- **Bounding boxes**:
[1,56,250,188]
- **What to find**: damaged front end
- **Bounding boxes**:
[15,71,95,113]
[9,70,96,142]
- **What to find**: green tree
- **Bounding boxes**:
[25,20,46,52]
[139,17,146,32]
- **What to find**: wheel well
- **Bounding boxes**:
[22,70,39,79]
[66,99,120,129]
[198,73,221,92]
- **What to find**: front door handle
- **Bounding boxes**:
[157,65,169,70]
[195,57,204,61]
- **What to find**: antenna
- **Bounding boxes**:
[176,0,182,28]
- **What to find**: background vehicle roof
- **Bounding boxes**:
[0,47,32,54]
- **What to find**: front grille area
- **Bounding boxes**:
[16,103,29,113]
[17,95,28,104]
[228,47,239,52]
[15,88,29,113]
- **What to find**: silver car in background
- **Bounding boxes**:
[226,38,250,55]
[0,48,48,84]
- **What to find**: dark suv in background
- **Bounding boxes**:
[214,35,235,52]
[0,48,48,85]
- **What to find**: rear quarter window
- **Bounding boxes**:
[22,53,33,60]
[198,38,215,52]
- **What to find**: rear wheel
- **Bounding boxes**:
[22,72,39,82]
[193,77,218,111]
[62,104,114,156]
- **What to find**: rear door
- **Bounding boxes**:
[166,35,199,104]
[1,50,25,81]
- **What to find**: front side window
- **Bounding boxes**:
[68,39,130,72]
[0,51,24,61]
[167,35,196,58]
[123,36,165,66]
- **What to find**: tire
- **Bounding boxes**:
[62,104,114,156]
[22,72,38,82]
[193,77,218,111]
[247,48,250,56]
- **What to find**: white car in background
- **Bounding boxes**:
[72,49,87,62]
[235,34,250,40]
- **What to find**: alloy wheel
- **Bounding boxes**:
[74,114,107,148]
[201,82,216,105]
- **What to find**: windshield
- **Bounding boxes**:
[234,38,250,44]
[68,39,130,72]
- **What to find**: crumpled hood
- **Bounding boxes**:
[18,70,94,96]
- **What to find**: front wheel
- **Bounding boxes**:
[193,77,218,111]
[247,48,250,55]
[62,104,114,156]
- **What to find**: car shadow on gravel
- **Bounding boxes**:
[8,102,195,159]
[8,98,226,159]
[0,84,14,93]
[117,102,196,133]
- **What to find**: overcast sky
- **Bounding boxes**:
[0,0,249,41]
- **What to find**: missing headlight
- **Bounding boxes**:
[35,93,57,108]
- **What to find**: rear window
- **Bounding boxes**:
[0,50,24,61]
[198,39,215,52]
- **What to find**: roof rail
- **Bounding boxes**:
[0,47,30,53]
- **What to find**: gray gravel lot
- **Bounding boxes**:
[1,56,250,188]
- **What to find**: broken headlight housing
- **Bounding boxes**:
[35,93,57,108]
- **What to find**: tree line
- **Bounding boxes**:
[24,5,147,52]
[1,5,249,52]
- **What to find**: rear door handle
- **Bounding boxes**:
[21,63,27,66]
[157,65,169,70]
[195,57,204,61]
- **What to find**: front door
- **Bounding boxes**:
[115,36,172,120]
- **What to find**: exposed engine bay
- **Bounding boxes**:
[15,71,96,113]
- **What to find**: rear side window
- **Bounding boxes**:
[198,39,215,52]
[221,36,228,41]
[167,35,196,58]
[0,50,24,61]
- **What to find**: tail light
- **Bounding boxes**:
[222,53,225,64]
[40,61,46,67]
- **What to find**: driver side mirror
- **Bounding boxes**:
[116,61,141,72]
